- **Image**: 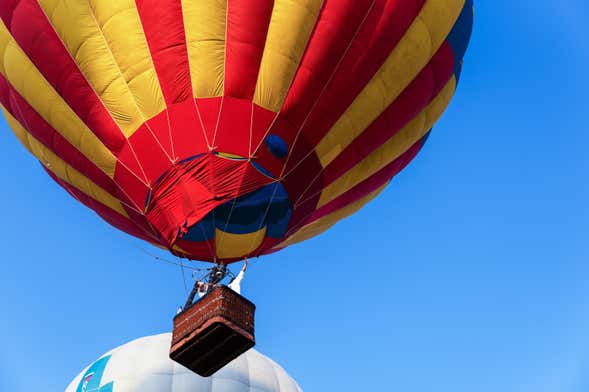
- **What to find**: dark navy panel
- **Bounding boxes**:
[446,0,474,81]
[265,134,289,159]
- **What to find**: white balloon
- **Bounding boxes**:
[66,333,303,392]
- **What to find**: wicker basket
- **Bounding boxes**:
[170,285,256,376]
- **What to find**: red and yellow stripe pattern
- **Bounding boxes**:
[0,0,473,262]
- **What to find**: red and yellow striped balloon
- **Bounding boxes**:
[0,0,473,262]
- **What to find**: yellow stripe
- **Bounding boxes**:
[253,0,323,112]
[0,22,117,177]
[2,107,128,217]
[317,77,456,208]
[215,227,267,259]
[37,0,166,137]
[277,182,388,248]
[316,0,465,167]
[181,0,226,98]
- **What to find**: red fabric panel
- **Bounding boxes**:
[136,0,192,105]
[0,0,127,154]
[173,238,216,262]
[320,42,455,187]
[280,41,453,206]
[113,154,151,213]
[280,0,376,127]
[297,0,426,147]
[0,75,119,198]
[141,110,174,160]
[45,168,158,244]
[195,97,223,145]
[123,206,160,242]
[0,0,19,24]
[280,137,323,232]
[249,104,277,156]
[259,0,426,165]
[167,100,210,162]
[253,115,298,178]
[146,153,274,246]
[213,97,252,157]
[113,102,216,215]
[126,116,184,183]
[224,0,274,100]
[287,138,423,236]
[248,0,378,154]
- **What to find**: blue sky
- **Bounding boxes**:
[0,2,588,391]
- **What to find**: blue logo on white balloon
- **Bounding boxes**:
[76,355,113,392]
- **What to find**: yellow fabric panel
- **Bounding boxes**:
[277,182,388,248]
[0,23,117,177]
[316,0,465,167]
[2,107,128,217]
[317,77,456,208]
[181,0,226,98]
[253,0,323,112]
[37,0,165,137]
[215,227,267,259]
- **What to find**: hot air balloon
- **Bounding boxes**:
[0,0,473,376]
[66,333,303,392]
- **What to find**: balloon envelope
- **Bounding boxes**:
[65,333,302,392]
[0,0,473,262]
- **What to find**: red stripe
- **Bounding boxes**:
[213,97,252,157]
[260,142,419,253]
[45,169,157,244]
[224,0,274,100]
[235,1,396,158]
[252,0,426,178]
[249,0,377,164]
[0,0,128,155]
[294,0,426,148]
[135,0,192,105]
[173,238,215,262]
[319,42,454,186]
[274,41,453,209]
[289,137,423,233]
[281,0,376,127]
[0,75,119,199]
[136,0,224,163]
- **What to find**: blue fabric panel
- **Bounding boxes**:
[446,0,474,81]
[264,134,289,158]
[183,212,215,241]
[183,182,293,240]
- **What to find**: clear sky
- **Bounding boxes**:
[0,2,588,391]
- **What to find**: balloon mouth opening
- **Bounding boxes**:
[144,152,292,262]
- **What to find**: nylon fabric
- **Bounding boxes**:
[0,1,473,262]
[253,0,323,112]
[145,154,274,249]
[315,0,465,168]
[0,77,119,198]
[0,21,117,177]
[181,0,227,98]
[136,0,193,105]
[65,333,303,392]
[0,0,129,155]
[316,77,456,208]
[308,41,456,196]
[224,0,274,100]
[290,136,424,238]
[37,0,167,139]
[215,226,267,259]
